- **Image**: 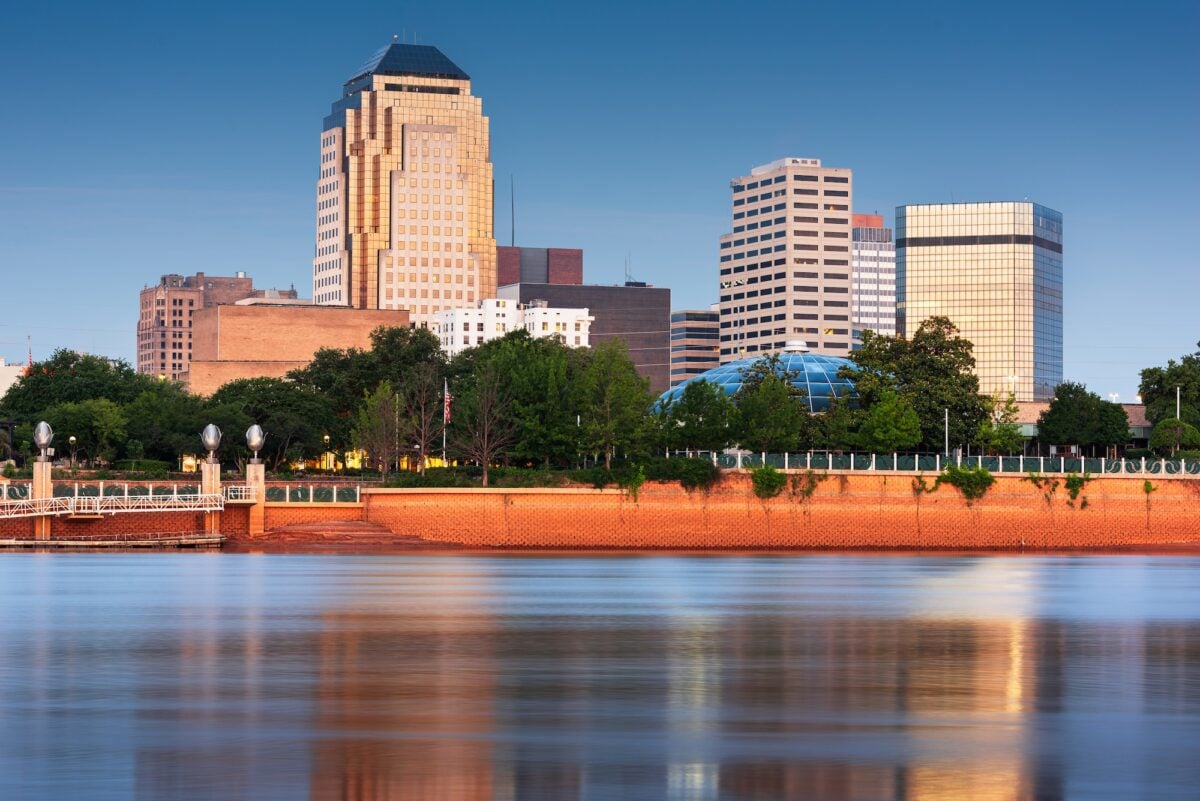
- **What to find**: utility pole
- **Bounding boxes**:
[944,408,949,457]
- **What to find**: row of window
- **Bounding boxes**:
[733,201,848,220]
[732,174,849,193]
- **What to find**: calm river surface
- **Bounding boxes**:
[0,554,1197,800]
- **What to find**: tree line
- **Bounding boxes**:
[3,320,1194,478]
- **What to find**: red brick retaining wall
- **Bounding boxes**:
[350,475,1200,549]
[8,475,1198,549]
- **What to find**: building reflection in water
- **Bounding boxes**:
[123,556,1200,800]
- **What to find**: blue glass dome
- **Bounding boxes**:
[659,345,857,413]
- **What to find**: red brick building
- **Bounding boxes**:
[137,273,298,379]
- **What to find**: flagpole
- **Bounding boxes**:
[442,378,448,465]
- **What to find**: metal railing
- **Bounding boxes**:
[264,484,362,503]
[222,485,257,502]
[712,451,1200,478]
[0,492,224,519]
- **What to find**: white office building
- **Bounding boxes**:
[434,298,593,357]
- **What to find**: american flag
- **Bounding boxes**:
[443,379,452,424]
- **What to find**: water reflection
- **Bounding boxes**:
[0,555,1197,800]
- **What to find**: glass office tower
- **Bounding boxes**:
[896,201,1063,401]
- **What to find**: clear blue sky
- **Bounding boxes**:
[1,0,1196,399]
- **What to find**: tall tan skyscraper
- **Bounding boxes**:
[314,40,495,327]
[718,157,854,361]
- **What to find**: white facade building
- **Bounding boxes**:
[0,358,24,399]
[434,299,593,357]
[851,215,897,337]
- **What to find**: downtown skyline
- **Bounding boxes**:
[0,0,1197,400]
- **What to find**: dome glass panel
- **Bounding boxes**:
[659,349,857,413]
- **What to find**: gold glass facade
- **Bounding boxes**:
[313,43,495,328]
[896,202,1063,402]
[718,157,855,361]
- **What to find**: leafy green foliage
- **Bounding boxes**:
[936,464,995,505]
[1148,418,1200,456]
[43,398,127,464]
[1037,382,1129,455]
[642,456,722,493]
[207,378,336,469]
[750,465,787,500]
[618,464,646,502]
[846,318,988,452]
[0,350,154,420]
[735,374,811,453]
[577,339,653,469]
[855,389,922,453]
[659,379,736,453]
[1138,342,1200,428]
[789,469,828,501]
[1063,472,1093,503]
[976,392,1025,455]
[352,380,405,478]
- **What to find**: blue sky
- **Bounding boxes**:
[0,0,1196,399]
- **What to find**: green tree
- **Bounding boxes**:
[1,349,156,421]
[1138,342,1200,428]
[352,380,406,478]
[403,363,443,473]
[577,339,653,469]
[463,331,585,468]
[1148,418,1200,456]
[43,398,127,465]
[1037,382,1130,456]
[847,317,989,452]
[856,389,922,453]
[661,379,736,453]
[735,375,808,453]
[449,362,516,486]
[123,382,207,462]
[206,378,336,469]
[976,392,1025,455]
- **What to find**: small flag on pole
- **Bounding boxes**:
[443,379,452,424]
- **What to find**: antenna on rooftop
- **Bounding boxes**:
[510,175,516,247]
[393,33,399,43]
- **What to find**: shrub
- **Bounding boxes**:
[750,465,787,500]
[112,459,172,473]
[642,457,721,493]
[3,462,18,479]
[618,465,646,502]
[936,464,995,505]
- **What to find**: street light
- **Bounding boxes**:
[68,435,77,474]
[323,434,331,471]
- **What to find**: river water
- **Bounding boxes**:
[0,553,1196,800]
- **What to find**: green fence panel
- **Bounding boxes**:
[336,487,358,502]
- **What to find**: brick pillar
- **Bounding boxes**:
[201,460,222,537]
[31,460,52,541]
[246,462,266,536]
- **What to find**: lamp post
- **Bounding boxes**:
[201,424,222,464]
[323,434,331,471]
[68,435,77,474]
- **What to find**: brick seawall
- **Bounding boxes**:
[253,474,1200,550]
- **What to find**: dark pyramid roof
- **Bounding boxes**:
[347,42,470,84]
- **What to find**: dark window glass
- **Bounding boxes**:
[823,190,849,197]
[794,188,818,196]
[823,176,849,183]
[794,202,818,209]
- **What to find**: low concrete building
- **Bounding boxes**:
[182,304,410,395]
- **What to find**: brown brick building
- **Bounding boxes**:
[137,272,298,379]
[183,303,410,396]
[496,246,583,287]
